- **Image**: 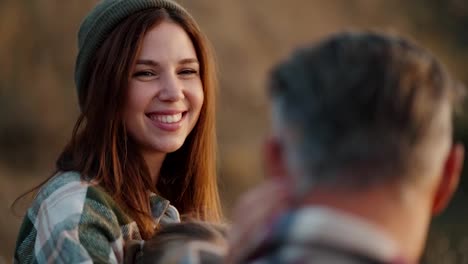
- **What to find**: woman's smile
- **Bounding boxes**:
[146,111,187,132]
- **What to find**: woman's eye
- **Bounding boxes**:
[134,71,156,77]
[178,69,198,76]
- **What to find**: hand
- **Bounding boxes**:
[226,179,291,263]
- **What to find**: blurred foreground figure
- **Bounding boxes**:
[228,32,465,264]
[124,221,227,264]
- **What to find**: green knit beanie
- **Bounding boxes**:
[74,0,191,107]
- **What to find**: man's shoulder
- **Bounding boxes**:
[243,207,405,264]
[251,245,398,264]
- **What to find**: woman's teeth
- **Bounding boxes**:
[151,113,183,124]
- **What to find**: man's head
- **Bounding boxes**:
[266,31,464,214]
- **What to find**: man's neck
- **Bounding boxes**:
[297,184,431,263]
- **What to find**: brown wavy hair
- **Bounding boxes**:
[22,8,222,239]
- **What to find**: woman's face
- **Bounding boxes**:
[124,21,204,159]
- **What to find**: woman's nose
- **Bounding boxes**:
[157,74,184,102]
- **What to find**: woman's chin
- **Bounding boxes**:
[154,142,185,154]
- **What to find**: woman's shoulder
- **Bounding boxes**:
[22,170,135,243]
[29,171,129,224]
[30,171,94,213]
[15,171,136,263]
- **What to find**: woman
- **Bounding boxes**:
[14,0,222,262]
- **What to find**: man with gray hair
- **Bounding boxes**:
[228,32,465,264]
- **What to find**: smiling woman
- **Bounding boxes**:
[13,0,222,263]
[125,21,205,184]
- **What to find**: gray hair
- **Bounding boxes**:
[269,31,464,193]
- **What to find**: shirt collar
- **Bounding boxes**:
[284,206,401,262]
[149,192,181,227]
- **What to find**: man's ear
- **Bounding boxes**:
[432,143,464,215]
[264,136,289,180]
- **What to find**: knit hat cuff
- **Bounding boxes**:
[74,0,191,104]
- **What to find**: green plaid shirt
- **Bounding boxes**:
[14,171,180,263]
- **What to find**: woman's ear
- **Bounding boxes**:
[124,240,143,264]
[263,136,288,180]
[432,143,464,215]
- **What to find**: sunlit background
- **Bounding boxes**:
[1,0,467,262]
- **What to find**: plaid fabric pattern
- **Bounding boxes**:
[236,207,407,264]
[14,171,180,264]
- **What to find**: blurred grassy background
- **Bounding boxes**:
[1,0,467,262]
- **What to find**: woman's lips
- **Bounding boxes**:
[146,111,186,132]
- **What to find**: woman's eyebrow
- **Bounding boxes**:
[135,58,199,65]
[136,59,159,66]
[179,58,199,64]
